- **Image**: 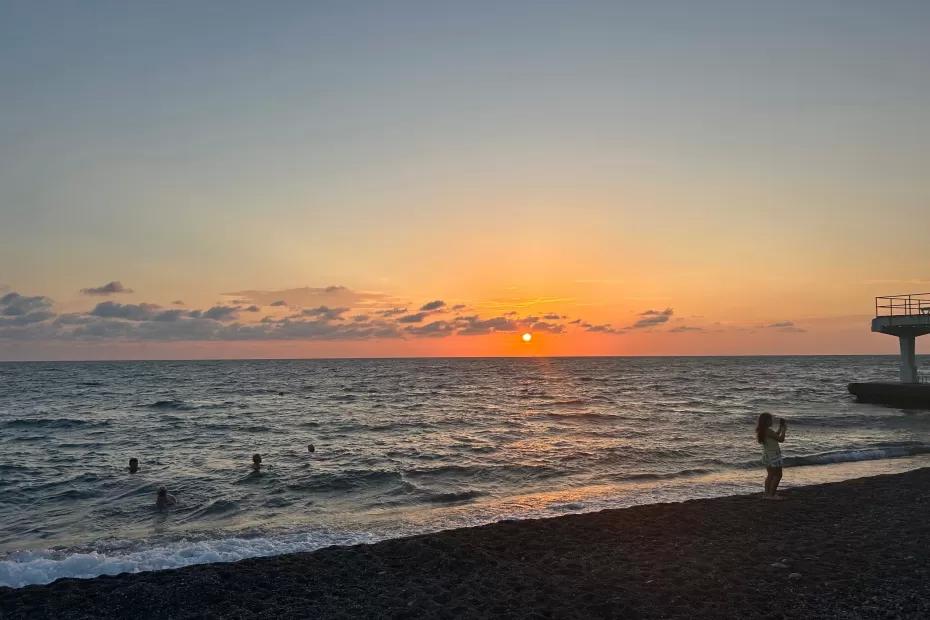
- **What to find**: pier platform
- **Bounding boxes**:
[848,382,930,408]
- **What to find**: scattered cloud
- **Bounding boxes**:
[630,308,673,329]
[90,301,160,321]
[397,312,428,324]
[0,285,629,345]
[1,292,52,317]
[405,320,454,337]
[765,320,806,333]
[81,281,134,296]
[301,306,349,321]
[378,307,408,317]
[669,325,704,333]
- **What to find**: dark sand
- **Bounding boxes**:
[3,469,929,619]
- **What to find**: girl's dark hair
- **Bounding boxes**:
[756,413,773,443]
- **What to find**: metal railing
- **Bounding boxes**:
[875,293,930,317]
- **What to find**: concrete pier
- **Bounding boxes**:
[849,293,930,408]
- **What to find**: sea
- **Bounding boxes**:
[2,356,929,588]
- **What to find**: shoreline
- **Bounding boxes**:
[3,468,929,618]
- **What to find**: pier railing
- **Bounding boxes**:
[875,293,930,318]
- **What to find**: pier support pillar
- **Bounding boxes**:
[899,335,918,383]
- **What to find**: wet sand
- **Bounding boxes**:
[2,468,929,619]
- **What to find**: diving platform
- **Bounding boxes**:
[849,293,930,407]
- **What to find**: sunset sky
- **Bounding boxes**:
[2,1,929,360]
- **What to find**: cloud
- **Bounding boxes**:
[90,301,160,321]
[405,320,454,337]
[1,292,53,317]
[529,321,565,334]
[378,307,408,317]
[202,305,240,321]
[455,315,518,336]
[630,308,673,329]
[302,305,349,321]
[0,284,617,346]
[397,312,428,324]
[80,281,133,296]
[669,325,704,333]
[765,320,806,333]
[225,286,395,309]
[451,304,466,311]
[584,323,620,334]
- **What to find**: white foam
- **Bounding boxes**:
[0,529,380,589]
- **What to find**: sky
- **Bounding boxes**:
[2,1,930,360]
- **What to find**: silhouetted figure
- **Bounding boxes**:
[307,444,315,453]
[252,453,262,472]
[128,458,139,474]
[155,486,176,509]
[756,413,787,500]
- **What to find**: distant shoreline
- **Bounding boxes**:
[4,468,928,619]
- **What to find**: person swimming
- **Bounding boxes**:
[756,413,787,500]
[155,486,176,509]
[128,457,139,474]
[252,453,262,472]
[307,444,315,453]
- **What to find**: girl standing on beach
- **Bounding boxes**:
[756,413,787,500]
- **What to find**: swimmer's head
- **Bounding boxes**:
[252,453,262,468]
[128,458,139,473]
[157,486,167,498]
[307,444,315,453]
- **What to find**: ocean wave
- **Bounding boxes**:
[783,444,930,467]
[3,418,109,429]
[611,468,714,482]
[423,489,485,503]
[145,399,195,410]
[0,529,380,589]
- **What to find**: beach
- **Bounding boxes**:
[3,468,928,619]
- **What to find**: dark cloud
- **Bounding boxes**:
[451,304,466,311]
[0,286,614,346]
[202,306,240,321]
[301,306,349,321]
[630,308,673,329]
[584,323,620,333]
[669,325,703,333]
[405,320,454,338]
[1,292,53,317]
[397,312,428,324]
[171,300,185,306]
[529,321,565,334]
[80,281,133,296]
[378,307,407,317]
[455,315,518,336]
[90,302,160,321]
[765,320,806,333]
[225,286,394,309]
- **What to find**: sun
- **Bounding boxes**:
[521,332,533,343]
